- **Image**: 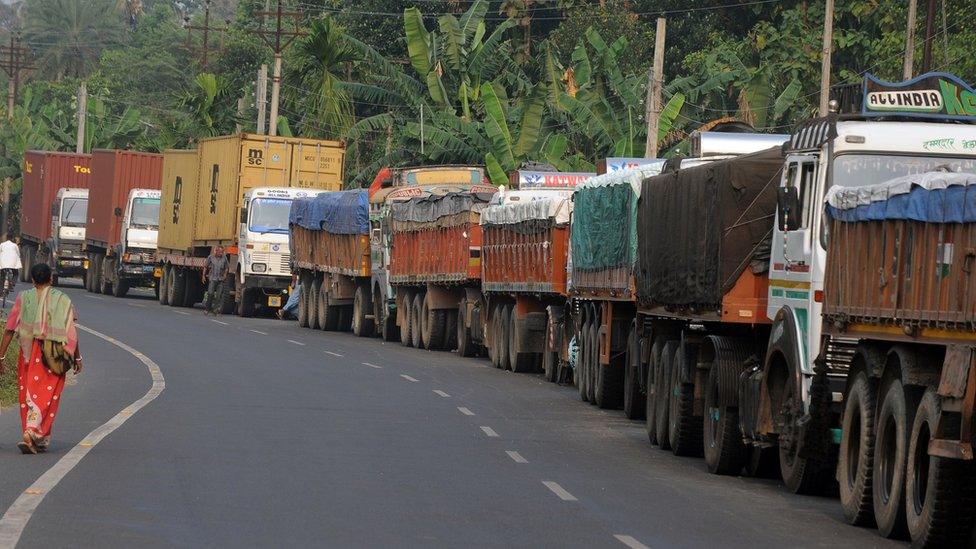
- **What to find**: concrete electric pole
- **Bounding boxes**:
[253,1,304,137]
[903,0,918,79]
[819,0,834,116]
[644,17,666,158]
[76,81,87,154]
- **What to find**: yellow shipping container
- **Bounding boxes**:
[193,134,345,245]
[158,149,201,253]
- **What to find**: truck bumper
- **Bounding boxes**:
[120,262,159,286]
[55,258,87,277]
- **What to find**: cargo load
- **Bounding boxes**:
[20,151,91,244]
[823,171,976,331]
[481,190,573,295]
[157,150,200,253]
[289,189,370,277]
[86,150,163,250]
[389,192,493,284]
[636,147,783,312]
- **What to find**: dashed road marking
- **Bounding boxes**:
[129,303,146,308]
[287,339,305,346]
[325,351,343,357]
[211,319,229,326]
[480,426,499,437]
[506,451,528,463]
[84,295,103,300]
[458,407,475,416]
[614,535,650,549]
[400,374,419,382]
[250,329,268,335]
[542,481,577,501]
[173,311,190,316]
[433,390,450,398]
[361,362,382,369]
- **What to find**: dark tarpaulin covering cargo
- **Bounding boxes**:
[390,192,494,231]
[636,147,783,307]
[572,181,637,271]
[289,189,369,234]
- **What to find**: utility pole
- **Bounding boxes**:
[819,0,835,116]
[253,1,304,137]
[76,81,87,154]
[921,0,936,72]
[184,0,228,71]
[0,33,32,240]
[235,97,245,134]
[903,0,918,79]
[256,64,268,134]
[644,17,666,158]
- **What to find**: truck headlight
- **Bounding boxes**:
[252,262,267,273]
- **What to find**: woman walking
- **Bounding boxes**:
[0,264,82,454]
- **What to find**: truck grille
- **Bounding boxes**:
[279,253,291,274]
[249,251,290,275]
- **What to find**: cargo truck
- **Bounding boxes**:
[619,72,976,545]
[84,150,163,297]
[19,151,91,283]
[156,134,346,315]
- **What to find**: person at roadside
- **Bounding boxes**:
[278,274,301,320]
[203,246,229,315]
[0,236,22,291]
[0,263,81,454]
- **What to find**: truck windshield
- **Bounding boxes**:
[833,154,976,188]
[130,198,161,229]
[249,198,292,234]
[61,198,88,227]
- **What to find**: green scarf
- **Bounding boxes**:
[17,287,74,351]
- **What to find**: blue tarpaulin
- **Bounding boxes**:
[826,172,976,223]
[289,189,369,234]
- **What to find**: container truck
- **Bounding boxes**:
[84,150,163,297]
[19,151,91,283]
[620,72,976,545]
[156,134,346,315]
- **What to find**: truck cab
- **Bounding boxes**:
[238,187,315,313]
[49,187,89,280]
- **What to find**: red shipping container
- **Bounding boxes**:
[20,151,92,244]
[86,150,163,250]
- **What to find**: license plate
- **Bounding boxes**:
[153,267,162,277]
[268,296,282,307]
[60,260,81,267]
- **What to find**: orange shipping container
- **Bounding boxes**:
[86,150,163,250]
[20,151,92,243]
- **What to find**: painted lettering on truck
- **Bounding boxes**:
[171,176,183,224]
[209,164,219,214]
[247,148,263,166]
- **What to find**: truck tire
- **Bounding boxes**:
[158,265,170,305]
[399,292,413,347]
[655,341,678,451]
[352,286,374,337]
[308,279,321,329]
[170,267,187,308]
[488,305,501,367]
[298,282,310,327]
[873,378,919,538]
[112,278,129,298]
[410,294,424,349]
[577,320,590,402]
[98,257,113,295]
[905,387,976,547]
[595,324,624,409]
[778,376,832,495]
[421,299,446,351]
[376,291,398,341]
[623,326,645,420]
[219,278,236,314]
[645,337,666,445]
[498,304,511,371]
[837,370,877,526]
[586,322,599,404]
[445,310,458,352]
[319,286,341,331]
[703,365,747,475]
[457,301,475,358]
[669,346,703,457]
[237,287,256,318]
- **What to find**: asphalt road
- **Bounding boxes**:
[0,280,906,548]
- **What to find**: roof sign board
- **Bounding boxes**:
[601,158,664,174]
[862,72,976,121]
[516,171,595,189]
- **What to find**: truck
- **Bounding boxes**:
[615,72,976,545]
[19,151,91,283]
[84,150,163,297]
[156,134,346,315]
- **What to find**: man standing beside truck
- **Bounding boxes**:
[203,246,229,315]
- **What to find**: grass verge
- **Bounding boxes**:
[0,309,17,407]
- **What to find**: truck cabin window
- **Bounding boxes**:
[130,197,161,229]
[61,198,88,228]
[782,162,816,230]
[248,198,292,234]
[832,154,976,187]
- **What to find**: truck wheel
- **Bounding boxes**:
[445,310,458,352]
[905,387,976,546]
[237,287,256,318]
[158,265,170,305]
[410,294,424,349]
[655,341,678,451]
[645,337,666,445]
[542,312,558,382]
[457,301,475,358]
[98,257,113,295]
[669,346,703,457]
[488,305,501,367]
[837,370,877,526]
[298,282,310,327]
[586,321,599,404]
[703,365,746,475]
[308,279,321,329]
[594,324,624,409]
[170,267,186,307]
[112,278,129,298]
[376,292,398,342]
[352,286,374,337]
[399,292,413,347]
[623,326,645,420]
[319,286,341,331]
[577,321,590,402]
[778,377,832,494]
[219,279,236,314]
[873,378,920,538]
[498,304,511,371]
[421,299,446,351]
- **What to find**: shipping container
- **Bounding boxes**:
[86,150,163,250]
[193,134,345,244]
[20,151,91,244]
[158,150,201,253]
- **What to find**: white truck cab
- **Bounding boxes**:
[48,188,89,280]
[121,188,162,258]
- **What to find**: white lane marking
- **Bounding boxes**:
[173,310,190,316]
[210,319,229,326]
[433,390,450,398]
[614,535,651,549]
[506,451,528,463]
[458,407,475,416]
[542,481,577,501]
[361,362,382,369]
[287,339,305,346]
[480,426,499,438]
[0,323,165,546]
[325,351,343,357]
[400,374,419,382]
[250,329,268,335]
[84,295,103,300]
[129,303,146,308]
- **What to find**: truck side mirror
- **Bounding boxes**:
[51,202,58,216]
[240,207,248,224]
[114,207,123,217]
[777,187,801,232]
